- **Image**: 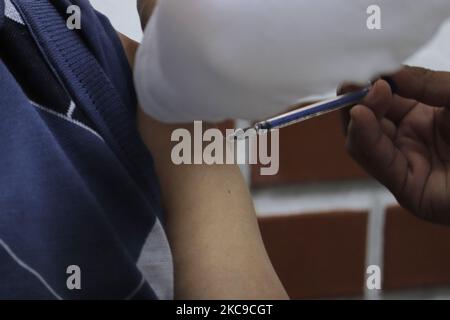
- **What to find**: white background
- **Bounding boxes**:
[89,0,143,41]
[89,0,450,71]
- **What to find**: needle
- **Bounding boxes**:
[229,87,370,140]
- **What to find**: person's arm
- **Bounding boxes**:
[138,114,288,300]
[117,33,288,299]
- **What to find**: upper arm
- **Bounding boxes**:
[117,32,138,67]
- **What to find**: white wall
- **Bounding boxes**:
[89,0,143,41]
[408,19,450,71]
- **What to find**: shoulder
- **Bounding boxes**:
[117,33,139,68]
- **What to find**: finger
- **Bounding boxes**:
[380,118,397,141]
[390,66,450,108]
[363,79,417,127]
[347,104,408,195]
[340,80,393,133]
[383,95,417,126]
[436,108,450,152]
[338,83,364,133]
[360,80,393,120]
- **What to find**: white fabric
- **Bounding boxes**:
[137,219,174,300]
[4,0,25,25]
[134,0,450,123]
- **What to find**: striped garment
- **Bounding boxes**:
[0,0,173,299]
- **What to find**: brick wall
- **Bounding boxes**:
[251,112,367,187]
[259,211,368,299]
[238,114,450,299]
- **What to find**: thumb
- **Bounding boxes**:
[390,66,450,109]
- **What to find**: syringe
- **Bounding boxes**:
[230,87,370,140]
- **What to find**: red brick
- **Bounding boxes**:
[216,120,235,134]
[384,206,450,290]
[259,211,368,299]
[251,112,367,187]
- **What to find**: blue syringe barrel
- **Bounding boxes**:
[260,87,370,131]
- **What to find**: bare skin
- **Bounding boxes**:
[118,1,288,299]
[341,67,450,225]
